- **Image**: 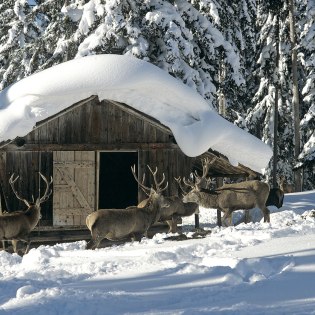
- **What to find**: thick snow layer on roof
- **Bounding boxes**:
[0,54,272,172]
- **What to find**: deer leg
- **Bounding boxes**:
[172,216,179,233]
[168,216,178,233]
[86,234,102,250]
[227,211,233,226]
[86,239,96,250]
[244,210,251,224]
[24,240,32,255]
[221,211,228,226]
[229,212,233,226]
[222,210,232,227]
[165,220,173,233]
[262,207,270,223]
[11,239,20,255]
[131,232,143,242]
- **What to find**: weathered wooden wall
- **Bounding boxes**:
[25,97,172,145]
[0,151,53,225]
[0,97,194,227]
[138,149,193,200]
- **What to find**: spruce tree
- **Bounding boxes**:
[298,0,315,189]
[0,0,32,89]
[245,0,300,187]
[0,0,314,190]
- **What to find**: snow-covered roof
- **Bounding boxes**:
[0,54,272,173]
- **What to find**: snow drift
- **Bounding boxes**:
[0,54,272,172]
[1,191,315,315]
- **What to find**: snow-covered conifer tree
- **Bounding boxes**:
[0,0,32,89]
[186,0,248,117]
[246,0,300,186]
[298,0,315,189]
[0,0,314,190]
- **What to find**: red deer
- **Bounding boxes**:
[85,165,169,249]
[0,173,53,255]
[182,158,270,226]
[278,176,294,193]
[135,176,198,233]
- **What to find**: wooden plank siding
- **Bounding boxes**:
[0,97,192,227]
[0,151,53,224]
[0,96,255,229]
[53,151,95,226]
[137,149,193,198]
[21,97,171,146]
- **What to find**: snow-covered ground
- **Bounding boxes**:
[1,191,315,315]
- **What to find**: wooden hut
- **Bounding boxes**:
[0,95,257,230]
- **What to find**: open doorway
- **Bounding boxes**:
[98,151,138,209]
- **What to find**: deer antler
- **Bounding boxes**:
[182,173,195,189]
[175,176,185,194]
[131,165,168,194]
[38,172,53,204]
[194,157,213,186]
[196,157,218,187]
[9,174,31,207]
[9,173,53,207]
[182,157,216,191]
[131,165,150,195]
[147,165,168,194]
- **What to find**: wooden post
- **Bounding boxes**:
[194,213,200,230]
[217,209,222,227]
[216,178,223,226]
[0,184,5,251]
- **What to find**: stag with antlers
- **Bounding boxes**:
[0,173,53,255]
[85,165,169,249]
[182,157,270,226]
[136,175,199,233]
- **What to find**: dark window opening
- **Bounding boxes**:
[98,152,138,209]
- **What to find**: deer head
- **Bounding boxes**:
[182,157,216,192]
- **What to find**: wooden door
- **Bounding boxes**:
[53,151,95,226]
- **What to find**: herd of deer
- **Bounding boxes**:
[0,158,275,255]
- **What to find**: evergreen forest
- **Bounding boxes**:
[0,0,314,190]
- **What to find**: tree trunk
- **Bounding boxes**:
[272,15,280,189]
[288,0,302,191]
[218,54,226,117]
